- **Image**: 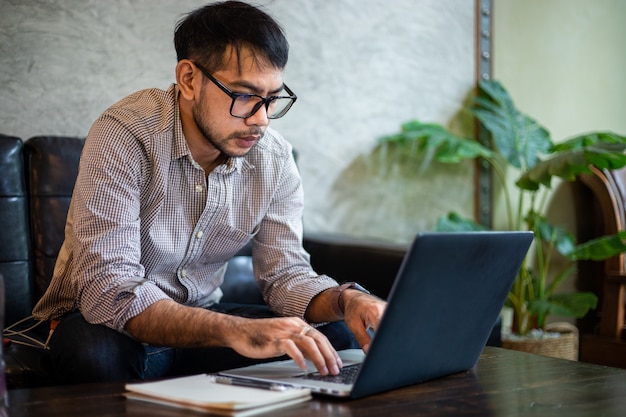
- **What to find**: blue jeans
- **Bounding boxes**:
[48,303,358,385]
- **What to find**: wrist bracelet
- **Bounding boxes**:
[331,282,370,317]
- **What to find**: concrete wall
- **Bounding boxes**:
[3,1,622,245]
[0,0,476,244]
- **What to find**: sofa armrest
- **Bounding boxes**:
[221,234,408,304]
[303,233,408,300]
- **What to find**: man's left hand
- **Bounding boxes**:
[341,290,386,352]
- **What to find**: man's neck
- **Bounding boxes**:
[178,101,225,175]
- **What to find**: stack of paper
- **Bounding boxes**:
[125,374,311,416]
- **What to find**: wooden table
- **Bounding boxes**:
[7,347,626,416]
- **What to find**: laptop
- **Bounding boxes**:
[220,231,533,399]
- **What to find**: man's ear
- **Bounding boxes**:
[176,60,199,101]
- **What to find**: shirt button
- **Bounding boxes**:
[181,269,187,278]
[195,184,203,193]
[196,231,203,239]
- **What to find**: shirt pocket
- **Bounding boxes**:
[199,223,260,264]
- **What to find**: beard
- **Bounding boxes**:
[192,99,265,158]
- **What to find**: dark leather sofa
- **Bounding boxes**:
[1,134,413,388]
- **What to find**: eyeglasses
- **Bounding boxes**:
[193,62,297,119]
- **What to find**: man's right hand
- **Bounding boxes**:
[227,315,342,375]
[125,299,342,375]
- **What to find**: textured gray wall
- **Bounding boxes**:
[0,0,475,243]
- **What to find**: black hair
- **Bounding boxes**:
[174,1,289,72]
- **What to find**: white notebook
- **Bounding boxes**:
[125,373,311,417]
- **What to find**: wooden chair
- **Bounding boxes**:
[575,165,626,368]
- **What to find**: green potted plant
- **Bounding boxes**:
[377,79,626,343]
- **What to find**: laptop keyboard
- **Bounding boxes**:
[301,364,361,385]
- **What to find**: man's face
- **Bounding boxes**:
[192,47,285,158]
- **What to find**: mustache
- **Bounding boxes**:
[229,128,264,139]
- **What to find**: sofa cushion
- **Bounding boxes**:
[0,135,33,325]
[23,136,84,301]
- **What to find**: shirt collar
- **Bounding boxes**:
[172,84,190,161]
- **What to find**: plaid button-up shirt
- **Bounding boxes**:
[33,84,337,332]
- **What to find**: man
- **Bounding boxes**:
[33,1,386,384]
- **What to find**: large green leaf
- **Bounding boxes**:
[472,79,553,170]
[583,144,626,170]
[551,132,626,152]
[378,120,494,163]
[517,143,626,191]
[569,231,626,261]
[529,292,598,319]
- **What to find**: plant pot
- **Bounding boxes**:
[501,322,579,361]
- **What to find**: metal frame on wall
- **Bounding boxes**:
[475,0,493,228]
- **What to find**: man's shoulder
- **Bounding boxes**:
[102,85,177,134]
[110,85,176,111]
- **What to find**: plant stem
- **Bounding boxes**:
[487,158,515,230]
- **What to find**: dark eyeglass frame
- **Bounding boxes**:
[193,62,297,119]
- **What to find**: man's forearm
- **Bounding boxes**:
[124,299,241,348]
[304,288,340,323]
[125,298,344,375]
